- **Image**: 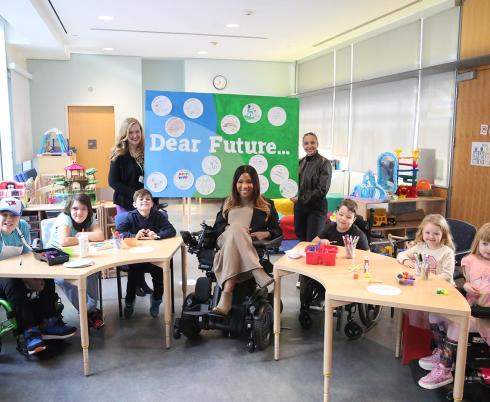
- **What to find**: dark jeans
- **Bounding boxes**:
[125,263,163,302]
[0,278,57,332]
[294,205,326,242]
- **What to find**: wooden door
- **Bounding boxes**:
[67,106,115,188]
[449,65,490,227]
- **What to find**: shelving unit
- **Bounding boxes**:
[353,196,446,236]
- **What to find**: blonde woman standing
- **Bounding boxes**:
[108,117,152,296]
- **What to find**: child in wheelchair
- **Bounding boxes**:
[299,199,378,336]
[0,198,76,356]
[174,165,282,352]
[417,222,490,390]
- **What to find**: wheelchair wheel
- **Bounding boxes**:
[181,317,201,340]
[344,321,363,340]
[358,304,382,327]
[298,310,313,329]
[253,303,273,351]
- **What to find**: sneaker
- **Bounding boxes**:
[40,316,77,340]
[88,309,105,330]
[149,296,162,318]
[124,300,135,319]
[419,348,442,370]
[418,363,453,389]
[23,327,46,355]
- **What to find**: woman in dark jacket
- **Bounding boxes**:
[292,132,332,242]
[212,165,281,315]
[108,117,151,295]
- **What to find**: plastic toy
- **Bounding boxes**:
[394,149,419,198]
[49,162,98,204]
[370,208,388,227]
[37,128,71,156]
[397,271,416,285]
[416,180,432,196]
[350,170,388,201]
[0,181,25,199]
[436,288,449,295]
[377,152,398,194]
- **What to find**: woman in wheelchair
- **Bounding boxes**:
[0,198,76,355]
[211,165,281,315]
[417,223,490,390]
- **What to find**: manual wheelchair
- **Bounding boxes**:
[173,222,282,353]
[298,214,384,339]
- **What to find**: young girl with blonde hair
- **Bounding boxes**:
[417,223,490,389]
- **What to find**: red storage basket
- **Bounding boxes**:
[305,245,338,266]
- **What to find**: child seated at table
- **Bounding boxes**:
[312,199,369,250]
[0,197,76,355]
[417,222,490,389]
[116,189,176,318]
[48,194,105,329]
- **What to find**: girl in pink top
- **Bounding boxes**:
[418,222,490,390]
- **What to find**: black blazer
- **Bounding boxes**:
[108,152,144,210]
[213,198,282,240]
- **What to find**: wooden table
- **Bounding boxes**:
[0,237,187,376]
[273,244,470,402]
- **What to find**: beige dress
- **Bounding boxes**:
[213,202,262,286]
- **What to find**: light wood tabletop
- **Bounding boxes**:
[273,243,470,402]
[0,237,187,376]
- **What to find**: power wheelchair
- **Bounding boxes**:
[298,214,384,339]
[173,222,282,353]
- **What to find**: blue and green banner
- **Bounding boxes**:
[144,90,299,198]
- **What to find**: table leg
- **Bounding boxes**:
[77,277,90,376]
[395,308,403,358]
[273,269,281,361]
[162,260,172,349]
[180,245,187,299]
[324,299,334,402]
[452,314,469,402]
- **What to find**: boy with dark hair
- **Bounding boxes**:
[116,189,176,318]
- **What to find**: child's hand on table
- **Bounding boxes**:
[402,258,416,269]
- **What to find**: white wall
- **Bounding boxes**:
[184,58,295,96]
[142,59,185,93]
[27,54,142,157]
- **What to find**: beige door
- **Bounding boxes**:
[67,106,115,188]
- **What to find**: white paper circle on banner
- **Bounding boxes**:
[367,284,401,296]
[201,155,221,176]
[151,96,172,116]
[258,175,269,194]
[221,115,240,135]
[165,117,186,138]
[242,103,262,123]
[270,164,289,184]
[183,98,204,119]
[280,179,298,198]
[173,169,194,190]
[146,172,167,192]
[249,155,268,174]
[268,106,287,126]
[195,175,215,195]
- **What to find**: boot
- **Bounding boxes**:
[212,291,233,315]
[252,268,274,288]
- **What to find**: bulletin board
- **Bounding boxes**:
[144,90,299,198]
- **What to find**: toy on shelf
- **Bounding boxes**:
[0,181,26,199]
[394,149,419,198]
[49,162,98,204]
[416,180,432,197]
[350,170,388,201]
[38,128,72,156]
[370,208,388,227]
[377,152,399,195]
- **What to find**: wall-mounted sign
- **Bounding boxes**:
[144,91,299,198]
[471,142,490,167]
